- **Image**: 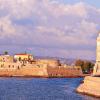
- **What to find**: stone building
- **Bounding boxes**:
[0,55,82,77]
[0,55,13,62]
[14,53,33,62]
[36,59,61,66]
[0,61,82,77]
[0,50,83,77]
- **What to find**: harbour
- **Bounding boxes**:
[0,78,99,100]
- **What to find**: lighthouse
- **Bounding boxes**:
[93,32,100,76]
[96,33,100,62]
[77,32,100,97]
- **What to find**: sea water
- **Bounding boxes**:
[0,78,99,100]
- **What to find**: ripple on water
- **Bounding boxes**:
[0,78,99,100]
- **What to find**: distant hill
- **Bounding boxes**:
[35,56,95,66]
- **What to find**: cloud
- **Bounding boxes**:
[0,17,16,38]
[0,0,100,59]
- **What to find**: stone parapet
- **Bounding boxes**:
[36,59,61,66]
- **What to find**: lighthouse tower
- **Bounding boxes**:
[77,32,100,97]
[93,32,100,76]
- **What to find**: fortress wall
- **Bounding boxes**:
[47,66,82,77]
[0,62,82,77]
[36,59,60,66]
[0,62,48,77]
[17,64,48,76]
[0,62,20,76]
[0,67,47,77]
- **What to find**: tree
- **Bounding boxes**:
[75,59,84,67]
[75,59,84,72]
[19,57,21,61]
[4,51,8,55]
[75,59,94,74]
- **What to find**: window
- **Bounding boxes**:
[1,64,3,67]
[18,66,20,69]
[8,65,10,68]
[38,65,40,68]
[77,68,80,70]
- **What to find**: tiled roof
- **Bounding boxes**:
[15,53,30,55]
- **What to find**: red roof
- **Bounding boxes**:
[15,53,31,56]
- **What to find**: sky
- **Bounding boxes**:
[0,0,100,60]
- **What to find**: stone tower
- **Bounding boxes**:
[93,32,100,76]
[77,32,100,97]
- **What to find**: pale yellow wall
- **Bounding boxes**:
[0,55,13,62]
[0,62,82,77]
[36,59,60,66]
[14,54,33,61]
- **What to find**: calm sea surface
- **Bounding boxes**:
[0,78,99,100]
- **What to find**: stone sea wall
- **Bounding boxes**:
[76,76,100,97]
[0,62,82,77]
[47,66,82,77]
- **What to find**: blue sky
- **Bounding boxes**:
[52,0,100,8]
[83,0,100,8]
[0,0,100,60]
[51,0,100,8]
